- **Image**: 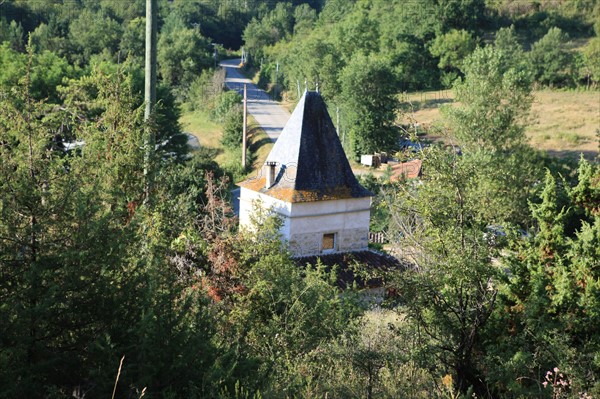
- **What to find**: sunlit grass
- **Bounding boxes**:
[400,89,599,157]
[527,90,599,154]
[180,108,274,182]
[179,109,223,149]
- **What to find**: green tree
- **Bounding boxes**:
[578,37,600,88]
[332,4,380,62]
[429,29,477,87]
[493,25,530,72]
[442,46,539,224]
[120,17,146,59]
[488,160,600,397]
[29,20,70,56]
[221,105,244,150]
[242,2,294,62]
[0,56,143,396]
[0,18,24,51]
[0,42,26,89]
[434,0,487,33]
[293,3,318,34]
[223,208,360,395]
[273,34,342,101]
[444,46,532,153]
[211,90,243,122]
[157,14,212,92]
[0,55,225,398]
[60,58,188,163]
[340,54,399,158]
[386,148,498,397]
[529,27,574,87]
[0,43,78,103]
[68,9,123,65]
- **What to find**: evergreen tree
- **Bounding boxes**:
[488,159,600,397]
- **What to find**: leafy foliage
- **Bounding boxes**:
[340,54,400,158]
[442,46,540,224]
[429,29,477,86]
[157,14,212,93]
[529,27,575,87]
[221,105,244,150]
[0,1,599,398]
[487,159,600,397]
[386,147,499,397]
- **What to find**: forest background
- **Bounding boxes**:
[0,0,599,398]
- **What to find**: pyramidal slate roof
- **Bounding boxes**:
[238,91,372,203]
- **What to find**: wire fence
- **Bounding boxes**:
[399,90,453,103]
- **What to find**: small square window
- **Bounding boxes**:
[322,233,336,252]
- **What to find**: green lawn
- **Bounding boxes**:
[180,109,223,149]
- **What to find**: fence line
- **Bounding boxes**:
[369,232,387,244]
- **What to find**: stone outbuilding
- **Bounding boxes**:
[238,91,373,257]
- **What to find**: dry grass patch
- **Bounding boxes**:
[527,90,599,156]
[400,89,599,158]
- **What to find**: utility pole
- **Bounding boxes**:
[242,83,247,168]
[336,106,340,136]
[211,43,218,69]
[143,0,157,203]
[274,61,279,101]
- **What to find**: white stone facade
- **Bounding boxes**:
[239,187,371,257]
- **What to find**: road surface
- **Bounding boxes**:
[220,58,290,142]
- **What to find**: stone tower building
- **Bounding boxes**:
[238,91,373,257]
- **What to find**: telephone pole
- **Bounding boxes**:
[242,83,248,168]
[143,0,157,203]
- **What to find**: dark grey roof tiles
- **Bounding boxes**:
[239,91,372,202]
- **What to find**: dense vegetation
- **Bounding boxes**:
[1,1,599,398]
[243,0,599,157]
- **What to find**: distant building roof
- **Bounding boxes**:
[238,91,372,203]
[294,250,407,289]
[390,159,422,182]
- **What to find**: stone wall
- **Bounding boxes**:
[239,188,371,257]
[289,228,369,257]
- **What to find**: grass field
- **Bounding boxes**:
[180,110,223,149]
[180,108,273,181]
[400,89,599,159]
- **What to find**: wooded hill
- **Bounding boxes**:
[0,1,599,398]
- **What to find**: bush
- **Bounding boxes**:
[221,106,244,150]
[211,91,242,122]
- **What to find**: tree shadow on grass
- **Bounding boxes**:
[247,124,273,153]
[401,98,454,112]
[545,149,598,161]
[249,137,272,153]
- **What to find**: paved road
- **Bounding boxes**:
[220,58,290,142]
